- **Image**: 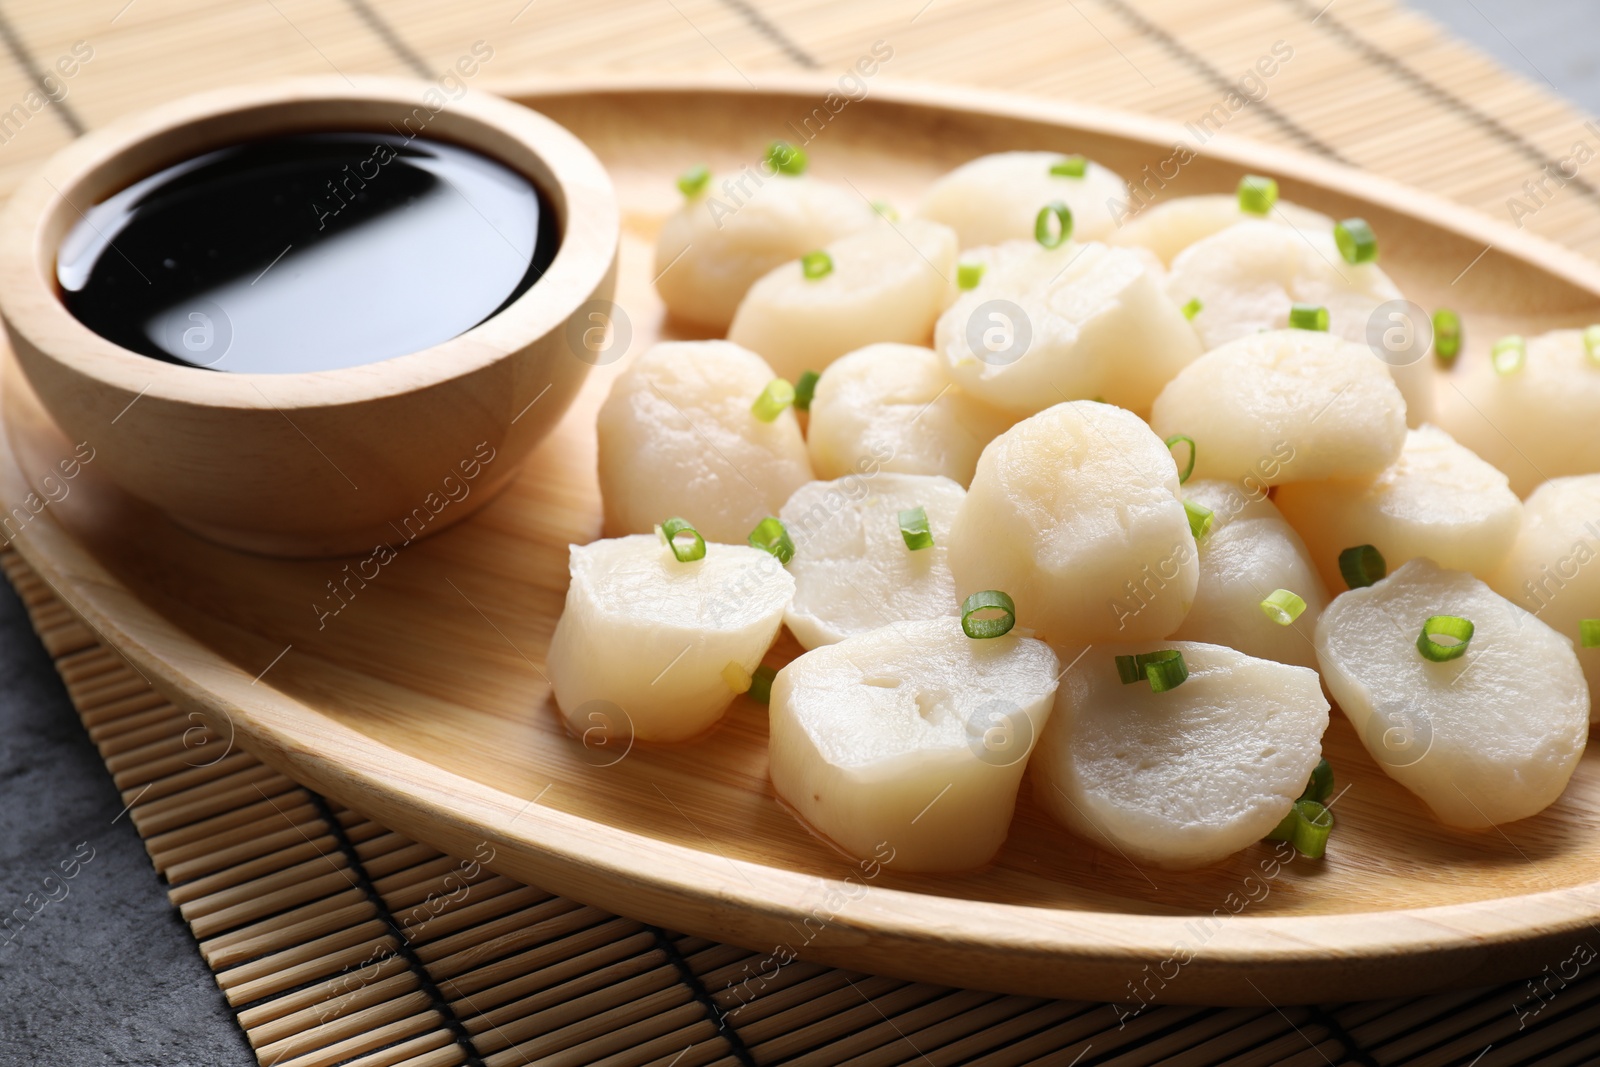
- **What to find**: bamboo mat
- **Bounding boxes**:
[7,0,1600,1064]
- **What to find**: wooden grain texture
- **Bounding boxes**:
[4,76,1600,1007]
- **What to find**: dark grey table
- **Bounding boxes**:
[2,3,1595,1064]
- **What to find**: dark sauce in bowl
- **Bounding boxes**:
[56,132,560,373]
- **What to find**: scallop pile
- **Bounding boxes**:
[548,142,1596,874]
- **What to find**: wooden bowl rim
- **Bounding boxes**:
[0,75,619,411]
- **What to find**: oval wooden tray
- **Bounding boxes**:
[7,75,1600,1006]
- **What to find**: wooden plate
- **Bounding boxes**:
[7,74,1600,1006]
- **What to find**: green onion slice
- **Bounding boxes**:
[1288,303,1330,331]
[1417,614,1474,662]
[1491,334,1525,375]
[1181,297,1203,320]
[957,261,986,290]
[1183,498,1213,540]
[1301,758,1333,804]
[871,200,899,220]
[1333,218,1378,264]
[766,140,807,176]
[1034,201,1073,249]
[801,250,833,280]
[1165,434,1196,484]
[1584,325,1600,366]
[793,370,820,412]
[1433,308,1462,365]
[1337,544,1386,589]
[1050,154,1088,177]
[898,506,933,551]
[659,517,706,563]
[1260,589,1307,626]
[748,665,777,704]
[1581,619,1600,648]
[1237,174,1279,215]
[961,590,1016,639]
[751,378,796,422]
[676,164,711,198]
[1266,798,1334,858]
[747,516,795,564]
[1114,650,1189,692]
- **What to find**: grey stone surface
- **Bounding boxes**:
[0,4,1596,1065]
[0,579,253,1065]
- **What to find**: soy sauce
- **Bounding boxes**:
[57,132,560,373]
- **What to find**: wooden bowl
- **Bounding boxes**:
[0,76,618,558]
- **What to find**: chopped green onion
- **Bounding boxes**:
[793,370,820,412]
[1183,498,1213,540]
[721,661,752,693]
[748,516,795,564]
[659,517,706,563]
[1260,589,1307,626]
[766,140,807,176]
[751,378,795,421]
[1337,544,1386,589]
[676,164,710,198]
[1288,303,1330,331]
[961,590,1016,639]
[748,665,777,704]
[1165,434,1196,484]
[1237,175,1278,215]
[897,506,933,551]
[1050,154,1088,178]
[1034,201,1073,249]
[1301,758,1334,804]
[1181,297,1203,320]
[1266,798,1334,858]
[1584,325,1600,366]
[1333,218,1378,264]
[1113,650,1188,692]
[1141,649,1188,692]
[1417,614,1474,662]
[1433,308,1462,365]
[1491,334,1525,375]
[957,261,986,290]
[1581,619,1600,648]
[871,200,898,220]
[801,250,833,280]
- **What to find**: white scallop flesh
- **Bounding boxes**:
[947,401,1198,643]
[654,176,878,330]
[1112,194,1334,265]
[805,343,1014,485]
[726,219,958,382]
[1434,328,1600,497]
[1488,475,1600,720]
[1149,329,1407,485]
[917,151,1129,248]
[1169,480,1328,670]
[1275,424,1522,589]
[780,473,965,649]
[768,617,1059,872]
[934,240,1203,417]
[1315,558,1588,827]
[1032,641,1329,870]
[548,535,795,744]
[1164,219,1432,425]
[597,341,813,544]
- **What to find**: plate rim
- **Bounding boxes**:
[8,72,1600,1004]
